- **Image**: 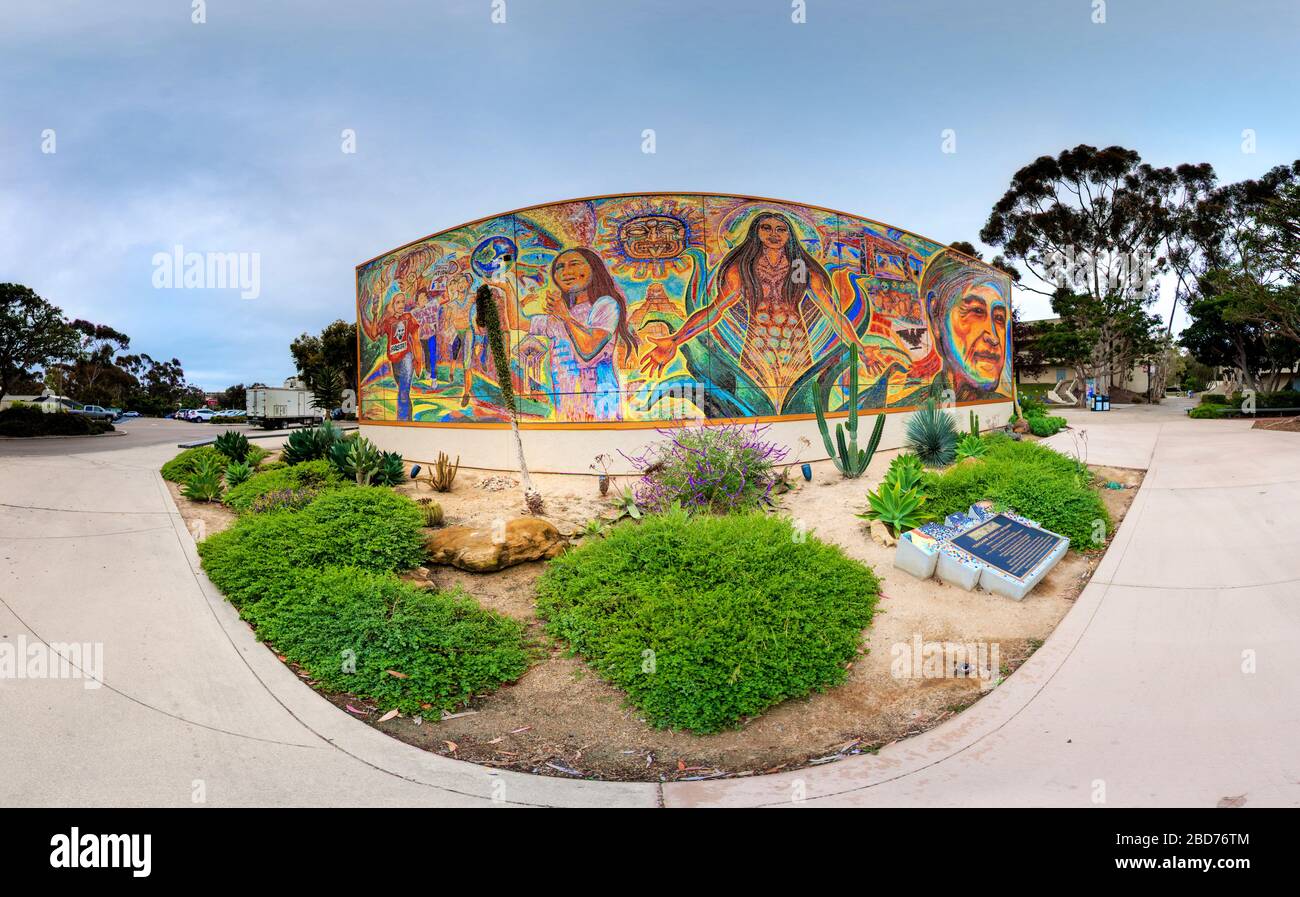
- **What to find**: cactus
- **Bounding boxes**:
[815,343,885,478]
[422,451,459,492]
[969,409,980,437]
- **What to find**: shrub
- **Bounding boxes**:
[247,487,321,514]
[1019,395,1047,418]
[161,445,225,482]
[921,438,1109,549]
[1188,404,1225,419]
[242,567,528,714]
[905,399,959,467]
[198,486,427,608]
[1028,415,1067,437]
[182,453,225,502]
[622,423,788,514]
[246,444,270,468]
[223,459,342,513]
[213,430,251,463]
[0,405,113,437]
[1199,393,1229,405]
[536,510,879,733]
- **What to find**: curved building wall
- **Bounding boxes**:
[356,193,1014,473]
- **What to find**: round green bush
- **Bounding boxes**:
[922,437,1110,549]
[536,510,880,733]
[161,445,225,482]
[223,459,342,513]
[197,486,426,607]
[244,567,528,714]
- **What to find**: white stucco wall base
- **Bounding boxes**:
[362,401,1013,475]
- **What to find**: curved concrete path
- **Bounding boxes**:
[2,405,1297,807]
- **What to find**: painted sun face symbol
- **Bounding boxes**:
[619,216,686,260]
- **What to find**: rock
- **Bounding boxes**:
[1011,418,1030,434]
[869,519,897,547]
[425,517,566,572]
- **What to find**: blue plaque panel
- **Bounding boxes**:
[951,514,1065,582]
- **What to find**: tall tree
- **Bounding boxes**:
[980,145,1181,403]
[0,283,80,403]
[290,320,358,404]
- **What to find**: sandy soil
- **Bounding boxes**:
[170,446,1143,782]
[1253,416,1300,432]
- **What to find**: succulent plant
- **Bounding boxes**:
[223,460,254,489]
[857,480,929,536]
[213,430,251,463]
[955,433,989,461]
[905,399,959,467]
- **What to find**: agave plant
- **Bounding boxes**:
[213,430,250,463]
[281,421,343,465]
[223,460,254,489]
[884,452,924,491]
[857,480,929,536]
[182,453,225,502]
[374,451,407,487]
[955,433,989,461]
[329,434,384,485]
[905,399,959,467]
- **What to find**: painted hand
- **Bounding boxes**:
[544,292,569,320]
[639,332,678,377]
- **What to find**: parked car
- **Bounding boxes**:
[71,404,116,422]
[116,411,140,420]
[192,408,215,422]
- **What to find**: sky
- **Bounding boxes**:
[3,0,1298,391]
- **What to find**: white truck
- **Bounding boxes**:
[245,383,322,429]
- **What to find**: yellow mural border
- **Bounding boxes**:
[354,192,1015,429]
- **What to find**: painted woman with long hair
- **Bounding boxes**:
[530,247,639,421]
[640,211,899,410]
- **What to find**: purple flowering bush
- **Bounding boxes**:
[622,423,789,514]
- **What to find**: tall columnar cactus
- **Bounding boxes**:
[815,344,885,478]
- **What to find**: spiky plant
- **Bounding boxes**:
[329,434,383,485]
[281,421,343,465]
[416,498,444,527]
[422,451,459,492]
[375,451,407,486]
[955,433,989,461]
[905,399,959,467]
[213,430,250,463]
[223,460,254,489]
[856,480,930,536]
[182,453,225,502]
[884,452,924,491]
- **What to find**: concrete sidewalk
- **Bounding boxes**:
[2,406,1297,807]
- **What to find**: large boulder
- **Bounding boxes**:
[425,517,566,572]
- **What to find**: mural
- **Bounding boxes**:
[356,194,1013,426]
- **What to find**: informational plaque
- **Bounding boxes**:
[952,514,1064,582]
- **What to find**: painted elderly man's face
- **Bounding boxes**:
[944,283,1007,387]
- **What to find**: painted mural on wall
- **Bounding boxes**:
[356,194,1013,426]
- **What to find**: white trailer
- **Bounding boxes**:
[246,386,322,429]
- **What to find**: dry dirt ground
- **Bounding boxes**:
[1253,415,1300,432]
[169,443,1142,783]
